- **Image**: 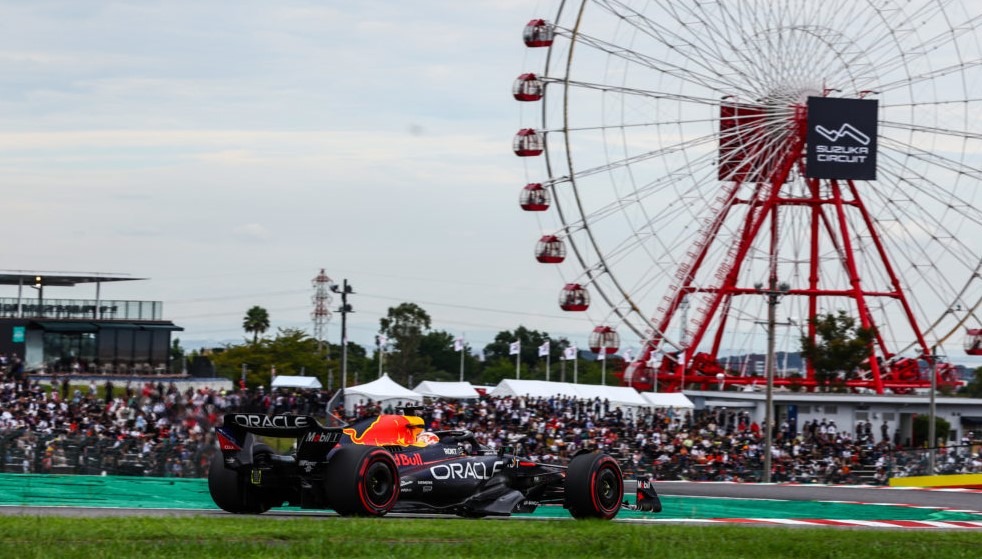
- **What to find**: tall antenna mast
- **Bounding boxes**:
[311,268,334,357]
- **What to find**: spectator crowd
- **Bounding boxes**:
[1,368,980,483]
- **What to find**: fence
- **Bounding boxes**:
[628,444,981,484]
[1,430,219,478]
[3,423,978,484]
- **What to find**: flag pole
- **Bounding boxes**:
[377,335,383,379]
[601,341,607,385]
[509,341,522,379]
[459,337,465,382]
[546,349,551,382]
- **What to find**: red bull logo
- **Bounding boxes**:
[343,414,428,447]
[393,453,424,467]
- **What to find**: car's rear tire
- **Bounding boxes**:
[564,452,623,519]
[325,445,399,517]
[208,444,275,514]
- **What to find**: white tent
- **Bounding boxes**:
[490,379,577,400]
[641,392,695,409]
[344,373,423,412]
[489,379,647,411]
[412,381,480,400]
[271,375,322,390]
[572,384,648,410]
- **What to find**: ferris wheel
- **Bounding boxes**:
[513,0,982,394]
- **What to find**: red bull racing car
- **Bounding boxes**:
[209,408,661,519]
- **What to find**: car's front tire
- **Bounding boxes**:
[564,452,623,519]
[208,444,275,514]
[325,445,399,516]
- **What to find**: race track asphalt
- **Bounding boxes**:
[645,480,982,511]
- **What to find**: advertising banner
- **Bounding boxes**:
[806,97,878,180]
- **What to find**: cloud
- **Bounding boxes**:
[233,223,272,242]
[0,1,700,354]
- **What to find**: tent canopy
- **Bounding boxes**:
[412,381,480,400]
[571,384,648,408]
[490,379,575,400]
[641,392,695,409]
[271,375,322,390]
[489,379,647,410]
[344,373,422,412]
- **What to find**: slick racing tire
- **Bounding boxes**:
[325,445,399,517]
[564,452,623,520]
[208,443,276,514]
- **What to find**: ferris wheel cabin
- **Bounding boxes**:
[965,329,982,355]
[513,129,544,157]
[535,235,566,263]
[559,283,589,311]
[519,183,550,211]
[629,365,655,389]
[589,325,620,355]
[523,19,554,48]
[513,73,544,102]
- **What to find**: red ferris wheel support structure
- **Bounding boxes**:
[617,100,951,395]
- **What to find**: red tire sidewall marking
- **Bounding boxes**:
[357,449,398,514]
[590,457,622,518]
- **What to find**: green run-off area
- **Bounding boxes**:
[0,473,979,522]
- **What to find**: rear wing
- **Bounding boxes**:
[215,413,344,467]
[633,477,662,513]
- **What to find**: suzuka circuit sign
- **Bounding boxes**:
[806,97,878,180]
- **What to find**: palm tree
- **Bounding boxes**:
[243,306,270,345]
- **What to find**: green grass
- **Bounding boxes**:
[0,515,978,559]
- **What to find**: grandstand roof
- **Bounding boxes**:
[0,271,144,287]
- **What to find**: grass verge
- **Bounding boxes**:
[0,515,979,559]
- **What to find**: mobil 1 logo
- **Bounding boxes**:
[806,97,878,180]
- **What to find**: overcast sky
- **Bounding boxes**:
[0,1,600,352]
[3,1,979,371]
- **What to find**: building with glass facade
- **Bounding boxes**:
[0,271,182,374]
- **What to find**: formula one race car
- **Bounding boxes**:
[209,409,661,519]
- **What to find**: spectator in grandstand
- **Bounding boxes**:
[2,372,980,482]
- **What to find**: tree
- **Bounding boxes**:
[379,303,431,385]
[962,366,982,397]
[912,414,951,448]
[799,311,877,392]
[209,327,371,391]
[419,330,460,380]
[484,327,544,363]
[242,306,270,345]
[482,326,560,381]
[480,359,520,385]
[169,337,185,374]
